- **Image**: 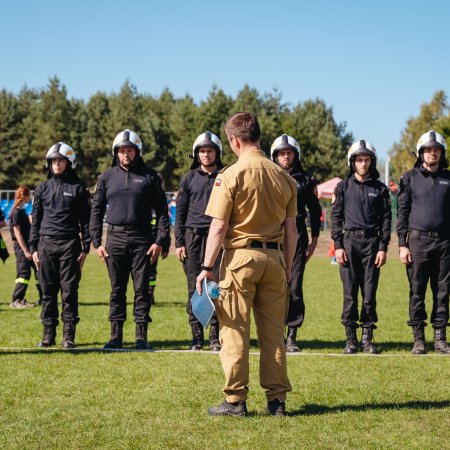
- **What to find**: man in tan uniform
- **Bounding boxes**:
[196,112,298,416]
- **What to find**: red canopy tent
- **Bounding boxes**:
[317,177,342,199]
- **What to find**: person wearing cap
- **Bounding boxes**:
[331,140,391,354]
[196,112,298,417]
[397,130,450,354]
[29,143,91,348]
[175,131,223,351]
[271,134,322,352]
[90,130,170,350]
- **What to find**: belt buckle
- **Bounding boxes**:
[430,231,439,238]
[356,230,364,237]
[124,224,134,231]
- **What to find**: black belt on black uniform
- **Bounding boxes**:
[42,235,76,241]
[409,229,448,239]
[107,224,140,232]
[249,240,283,250]
[344,229,379,238]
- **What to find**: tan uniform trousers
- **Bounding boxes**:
[217,247,292,403]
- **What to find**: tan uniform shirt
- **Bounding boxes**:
[205,149,298,249]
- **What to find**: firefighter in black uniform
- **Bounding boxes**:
[30,142,91,348]
[10,185,42,309]
[331,140,391,354]
[397,130,450,354]
[175,131,223,351]
[271,134,322,352]
[90,129,170,350]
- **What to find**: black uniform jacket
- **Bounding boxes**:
[29,170,91,253]
[175,167,220,248]
[397,166,450,247]
[290,163,322,237]
[90,159,170,248]
[331,173,391,251]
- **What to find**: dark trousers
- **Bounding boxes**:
[340,235,380,329]
[286,232,308,328]
[38,237,81,326]
[149,259,158,303]
[407,235,450,328]
[105,230,152,324]
[183,228,219,327]
[12,242,42,301]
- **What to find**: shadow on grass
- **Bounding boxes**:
[300,339,412,352]
[287,400,450,416]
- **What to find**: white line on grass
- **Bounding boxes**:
[0,347,447,357]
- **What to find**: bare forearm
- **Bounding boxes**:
[14,227,29,254]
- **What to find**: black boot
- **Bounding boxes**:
[104,321,123,349]
[411,324,426,354]
[344,326,358,354]
[62,322,76,349]
[207,401,248,416]
[434,327,450,354]
[286,327,300,352]
[135,322,150,350]
[361,328,379,354]
[209,324,221,352]
[190,323,204,350]
[38,324,56,347]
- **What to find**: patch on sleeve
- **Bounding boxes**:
[215,179,222,187]
[331,194,336,204]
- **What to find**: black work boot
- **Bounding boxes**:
[104,321,123,349]
[209,324,221,352]
[207,401,248,416]
[434,327,450,354]
[38,324,56,347]
[361,328,379,354]
[135,322,150,350]
[189,323,204,350]
[344,326,358,354]
[62,322,76,349]
[286,327,300,352]
[266,399,286,416]
[411,324,427,354]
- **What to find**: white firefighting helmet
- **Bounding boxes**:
[416,130,447,157]
[46,142,77,169]
[192,131,222,158]
[112,129,143,156]
[270,134,301,160]
[347,140,377,166]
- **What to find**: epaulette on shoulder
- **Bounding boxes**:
[218,162,237,174]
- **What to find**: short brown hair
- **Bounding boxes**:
[224,112,261,143]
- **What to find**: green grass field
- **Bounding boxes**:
[0,250,449,449]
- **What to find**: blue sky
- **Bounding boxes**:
[2,0,449,160]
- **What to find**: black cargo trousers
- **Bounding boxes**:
[407,232,450,329]
[38,236,81,326]
[12,242,42,302]
[184,228,219,326]
[339,231,380,329]
[105,226,153,324]
[286,226,309,328]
